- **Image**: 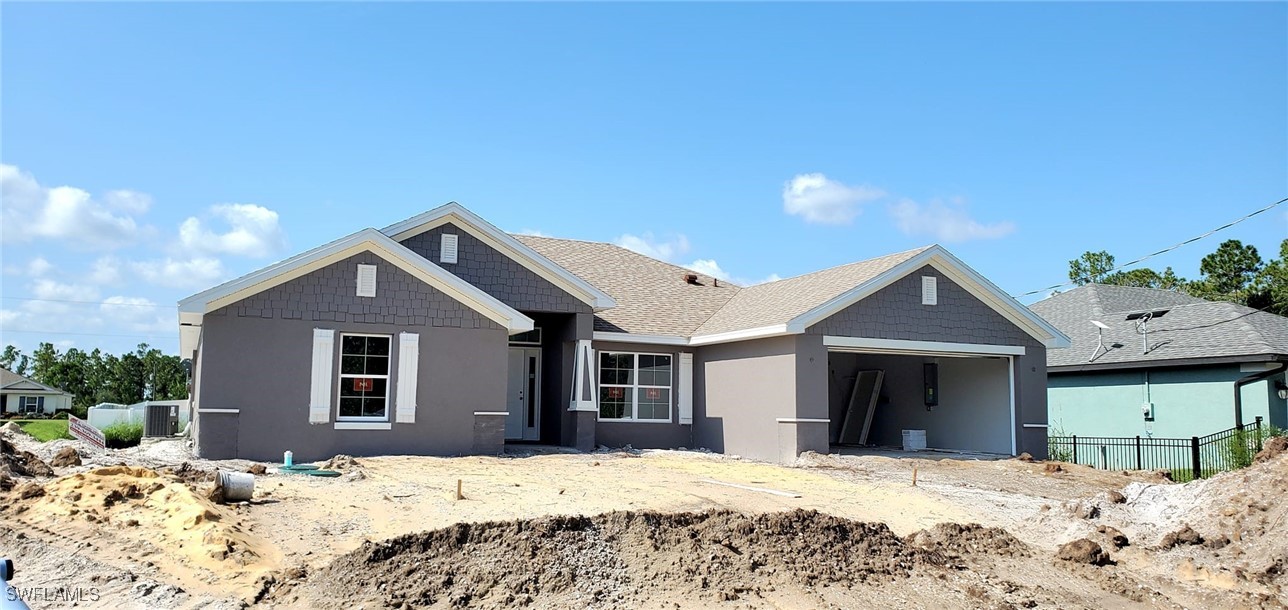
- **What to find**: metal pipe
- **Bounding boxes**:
[1234,362,1286,427]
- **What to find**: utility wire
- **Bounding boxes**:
[1014,196,1288,298]
[0,329,178,339]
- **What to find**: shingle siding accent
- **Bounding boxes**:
[212,251,503,330]
[401,223,590,314]
[808,266,1039,347]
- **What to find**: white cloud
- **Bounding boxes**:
[515,228,549,237]
[26,258,53,277]
[614,232,691,262]
[31,278,99,302]
[0,164,152,250]
[888,198,1016,242]
[684,259,781,286]
[132,257,226,289]
[101,296,174,333]
[88,256,123,286]
[179,203,287,258]
[782,173,885,225]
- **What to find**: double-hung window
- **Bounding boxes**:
[338,334,391,421]
[598,352,672,422]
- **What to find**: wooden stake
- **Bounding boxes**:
[456,479,463,501]
[912,467,918,487]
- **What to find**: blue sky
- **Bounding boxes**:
[2,2,1285,356]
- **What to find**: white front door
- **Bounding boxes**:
[505,347,541,441]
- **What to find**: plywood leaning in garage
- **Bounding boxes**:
[837,370,884,446]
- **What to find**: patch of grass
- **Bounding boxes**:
[102,420,144,449]
[14,419,73,442]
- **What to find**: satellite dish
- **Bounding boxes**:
[1090,320,1110,330]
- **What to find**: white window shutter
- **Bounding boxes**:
[309,329,335,424]
[356,264,377,297]
[921,276,937,306]
[395,332,419,423]
[678,352,694,425]
[440,234,458,264]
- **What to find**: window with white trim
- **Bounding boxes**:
[598,352,672,422]
[338,334,391,420]
[21,396,41,414]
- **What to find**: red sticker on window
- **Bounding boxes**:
[645,388,660,400]
[354,378,374,392]
[606,387,624,399]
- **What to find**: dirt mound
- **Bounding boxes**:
[321,454,361,471]
[1,436,53,478]
[49,446,81,468]
[1056,539,1110,566]
[1254,436,1287,463]
[278,510,1036,609]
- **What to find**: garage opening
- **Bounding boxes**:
[827,350,1014,455]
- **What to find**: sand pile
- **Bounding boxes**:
[275,509,1031,609]
[1123,451,1288,589]
[0,466,274,570]
[1,435,53,484]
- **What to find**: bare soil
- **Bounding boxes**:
[2,428,1286,609]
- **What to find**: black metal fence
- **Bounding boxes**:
[1047,417,1264,482]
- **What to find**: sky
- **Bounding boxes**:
[1,2,1285,357]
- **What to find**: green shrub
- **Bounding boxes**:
[102,421,144,449]
[52,411,70,420]
[1047,423,1073,463]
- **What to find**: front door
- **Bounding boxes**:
[505,347,541,441]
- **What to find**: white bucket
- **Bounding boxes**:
[902,429,927,452]
[218,471,255,502]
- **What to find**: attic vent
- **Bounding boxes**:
[921,276,937,305]
[440,233,459,264]
[356,264,377,297]
[683,273,699,285]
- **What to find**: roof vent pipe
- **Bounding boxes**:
[713,278,719,288]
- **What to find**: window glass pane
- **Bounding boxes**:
[342,335,365,355]
[637,387,670,420]
[599,353,634,386]
[599,386,631,419]
[339,397,363,417]
[362,397,385,417]
[341,355,364,375]
[639,355,672,387]
[366,337,390,356]
[365,356,389,375]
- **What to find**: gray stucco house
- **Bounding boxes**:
[1030,284,1288,439]
[179,203,1069,463]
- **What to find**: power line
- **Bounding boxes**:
[0,296,177,308]
[1014,196,1288,298]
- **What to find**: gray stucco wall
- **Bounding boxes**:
[694,336,800,462]
[591,340,695,450]
[195,250,508,461]
[1015,348,1048,458]
[401,222,591,314]
[808,265,1039,348]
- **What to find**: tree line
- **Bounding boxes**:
[1,343,187,417]
[1067,238,1288,315]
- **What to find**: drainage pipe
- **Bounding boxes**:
[1234,362,1286,427]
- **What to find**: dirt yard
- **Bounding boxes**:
[2,424,1285,609]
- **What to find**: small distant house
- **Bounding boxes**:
[179,202,1068,463]
[1029,284,1288,438]
[0,366,74,416]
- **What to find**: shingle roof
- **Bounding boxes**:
[514,236,742,336]
[1028,284,1288,369]
[692,247,933,336]
[0,367,69,394]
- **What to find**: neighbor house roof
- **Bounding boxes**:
[0,367,71,395]
[515,235,742,337]
[519,238,1070,348]
[1029,284,1288,371]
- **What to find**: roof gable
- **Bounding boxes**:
[0,367,70,394]
[179,229,534,348]
[381,203,615,310]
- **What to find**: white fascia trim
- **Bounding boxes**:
[196,408,240,414]
[1022,423,1049,428]
[822,336,1026,356]
[592,331,689,346]
[334,422,393,430]
[177,228,534,334]
[776,418,830,424]
[380,202,617,311]
[688,324,794,346]
[788,246,1071,350]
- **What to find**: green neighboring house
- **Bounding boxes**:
[1029,284,1287,439]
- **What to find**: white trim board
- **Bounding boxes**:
[178,228,535,334]
[334,422,393,430]
[593,332,689,346]
[822,336,1026,357]
[380,202,616,310]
